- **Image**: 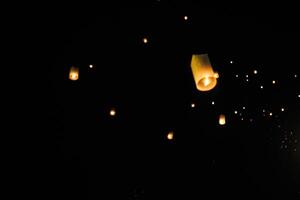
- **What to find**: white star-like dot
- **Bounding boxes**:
[269,112,273,116]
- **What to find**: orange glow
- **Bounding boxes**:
[219,114,226,125]
[109,108,116,116]
[69,66,79,81]
[167,131,174,140]
[191,54,218,91]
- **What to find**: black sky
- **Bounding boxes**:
[26,3,300,199]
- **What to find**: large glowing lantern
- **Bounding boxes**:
[69,66,79,81]
[219,114,226,125]
[191,54,219,91]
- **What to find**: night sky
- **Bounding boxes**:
[39,3,300,199]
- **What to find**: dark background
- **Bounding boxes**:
[23,2,300,199]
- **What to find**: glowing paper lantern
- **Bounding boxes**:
[219,114,226,125]
[167,131,174,140]
[69,66,79,81]
[191,54,219,91]
[109,108,116,116]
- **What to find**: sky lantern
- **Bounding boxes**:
[109,108,116,117]
[219,114,226,125]
[69,66,79,81]
[191,54,219,91]
[167,131,174,140]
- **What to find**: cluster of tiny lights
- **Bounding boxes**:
[280,130,298,152]
[143,38,148,44]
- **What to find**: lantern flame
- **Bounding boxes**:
[191,54,218,91]
[167,131,174,140]
[69,66,79,81]
[219,114,226,125]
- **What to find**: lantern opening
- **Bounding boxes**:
[219,114,226,125]
[191,54,218,92]
[69,66,79,81]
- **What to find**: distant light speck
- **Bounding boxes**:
[143,38,148,44]
[167,131,174,140]
[109,108,116,116]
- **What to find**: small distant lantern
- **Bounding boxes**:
[69,66,79,81]
[219,114,226,125]
[167,131,174,140]
[191,54,219,91]
[109,108,116,117]
[143,37,148,44]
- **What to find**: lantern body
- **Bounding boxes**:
[69,66,79,81]
[191,54,218,91]
[219,114,226,125]
[167,131,174,140]
[109,108,116,116]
